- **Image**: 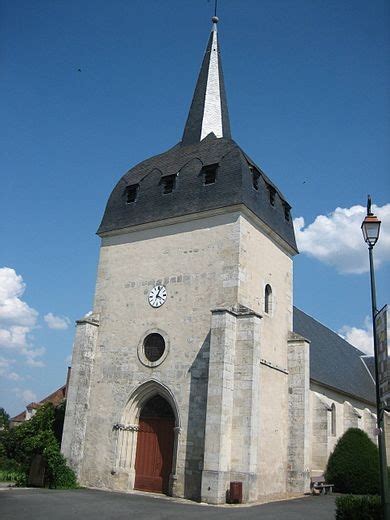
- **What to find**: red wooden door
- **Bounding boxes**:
[134,416,174,494]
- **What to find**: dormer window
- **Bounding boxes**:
[283,202,291,221]
[124,184,139,203]
[202,164,218,185]
[268,185,276,206]
[161,174,176,194]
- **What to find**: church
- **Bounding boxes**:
[61,17,385,504]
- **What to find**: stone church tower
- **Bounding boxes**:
[62,17,306,504]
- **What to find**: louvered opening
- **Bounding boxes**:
[202,164,218,185]
[161,174,177,194]
[124,184,139,203]
[283,202,291,221]
[267,185,276,206]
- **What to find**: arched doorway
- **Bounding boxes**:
[134,394,175,494]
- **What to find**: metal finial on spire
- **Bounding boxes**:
[212,0,219,28]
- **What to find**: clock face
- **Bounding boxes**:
[148,285,167,308]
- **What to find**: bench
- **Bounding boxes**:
[310,476,334,495]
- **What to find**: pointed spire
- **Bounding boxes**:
[181,16,231,146]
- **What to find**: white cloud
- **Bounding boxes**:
[339,317,373,355]
[12,387,38,404]
[22,346,46,367]
[44,312,71,330]
[22,389,37,403]
[0,356,14,369]
[0,268,38,326]
[0,268,25,300]
[294,203,390,274]
[7,371,23,381]
[0,267,44,367]
[0,325,31,349]
[0,356,22,381]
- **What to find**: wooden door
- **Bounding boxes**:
[134,416,174,494]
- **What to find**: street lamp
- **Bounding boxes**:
[361,202,381,247]
[361,195,389,520]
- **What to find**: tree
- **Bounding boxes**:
[325,428,380,495]
[0,403,77,488]
[0,408,10,430]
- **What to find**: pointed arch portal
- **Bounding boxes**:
[134,395,175,493]
[115,380,180,495]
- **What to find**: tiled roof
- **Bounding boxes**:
[26,402,40,410]
[40,385,66,407]
[10,384,67,424]
[10,411,26,423]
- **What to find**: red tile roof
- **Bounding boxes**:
[10,368,70,424]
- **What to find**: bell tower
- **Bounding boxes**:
[62,16,299,504]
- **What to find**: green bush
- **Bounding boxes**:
[44,441,77,488]
[0,403,77,489]
[0,468,24,483]
[0,437,25,484]
[336,495,382,520]
[325,428,380,495]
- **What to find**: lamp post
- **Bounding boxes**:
[361,195,390,520]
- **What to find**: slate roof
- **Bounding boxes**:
[98,135,297,251]
[97,22,297,253]
[293,307,376,404]
[361,355,376,380]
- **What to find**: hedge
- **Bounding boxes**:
[325,428,380,495]
[336,495,382,520]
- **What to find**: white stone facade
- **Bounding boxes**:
[62,208,384,503]
[62,209,298,502]
[309,382,377,473]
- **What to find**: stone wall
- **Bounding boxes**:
[69,212,242,497]
[61,314,99,478]
[310,382,377,472]
[237,215,293,499]
[287,332,310,492]
[62,209,294,503]
[201,306,262,504]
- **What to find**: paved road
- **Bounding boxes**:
[0,488,336,520]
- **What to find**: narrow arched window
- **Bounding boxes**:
[331,403,336,436]
[264,284,272,314]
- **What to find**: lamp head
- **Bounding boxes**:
[361,196,381,247]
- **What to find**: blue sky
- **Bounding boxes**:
[1,0,389,416]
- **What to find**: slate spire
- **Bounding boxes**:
[181,16,231,146]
